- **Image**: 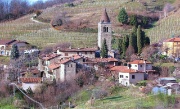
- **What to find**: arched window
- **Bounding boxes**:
[103,27,106,32]
[106,27,108,32]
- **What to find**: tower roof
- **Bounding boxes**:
[100,8,110,23]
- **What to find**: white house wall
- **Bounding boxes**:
[119,73,130,86]
[119,73,144,86]
[131,63,152,72]
[22,83,42,92]
[60,64,65,82]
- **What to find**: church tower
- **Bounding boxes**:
[98,8,112,51]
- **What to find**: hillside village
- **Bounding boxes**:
[1,0,180,109]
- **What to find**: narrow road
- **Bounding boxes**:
[30,17,46,24]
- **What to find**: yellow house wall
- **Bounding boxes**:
[163,41,180,56]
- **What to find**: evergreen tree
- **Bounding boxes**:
[118,8,128,25]
[130,26,138,53]
[142,16,148,28]
[10,44,19,60]
[129,15,138,27]
[101,39,108,58]
[144,37,150,46]
[129,34,133,46]
[122,36,129,58]
[117,38,123,55]
[137,25,143,54]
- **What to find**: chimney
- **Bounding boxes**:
[128,63,131,69]
[144,60,146,72]
[69,45,72,49]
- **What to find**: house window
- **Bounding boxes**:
[71,64,73,67]
[106,27,108,32]
[65,53,68,56]
[90,51,92,54]
[126,76,128,78]
[135,65,137,67]
[140,65,142,67]
[132,75,135,79]
[68,64,69,67]
[120,75,123,78]
[77,52,79,55]
[85,52,87,54]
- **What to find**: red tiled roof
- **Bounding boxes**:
[88,58,118,63]
[48,55,83,70]
[60,58,71,64]
[122,69,137,73]
[0,39,16,45]
[110,66,143,73]
[164,37,180,42]
[59,48,97,52]
[21,77,42,83]
[41,54,61,60]
[100,8,110,23]
[48,62,60,70]
[128,60,151,64]
[72,55,82,60]
[110,66,128,72]
[48,59,71,70]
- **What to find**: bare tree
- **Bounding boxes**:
[126,45,135,62]
[141,46,156,60]
[130,54,139,61]
[54,42,71,49]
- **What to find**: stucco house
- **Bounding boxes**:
[83,57,118,70]
[127,60,154,73]
[0,39,29,56]
[20,77,42,92]
[110,66,144,86]
[56,48,97,58]
[48,58,77,82]
[38,54,83,81]
[162,37,180,57]
[38,53,61,72]
[110,59,156,86]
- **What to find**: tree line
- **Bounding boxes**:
[0,0,75,21]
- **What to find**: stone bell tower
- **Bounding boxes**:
[98,8,112,51]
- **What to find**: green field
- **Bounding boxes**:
[74,86,175,109]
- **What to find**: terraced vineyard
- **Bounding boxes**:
[146,9,180,43]
[0,0,178,48]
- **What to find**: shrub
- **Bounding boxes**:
[35,10,42,16]
[136,81,147,86]
[92,89,108,99]
[75,75,84,87]
[64,3,75,7]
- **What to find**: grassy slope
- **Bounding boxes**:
[0,14,96,48]
[146,8,180,43]
[0,0,178,48]
[73,86,165,109]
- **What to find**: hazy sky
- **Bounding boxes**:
[1,0,50,5]
[28,0,49,4]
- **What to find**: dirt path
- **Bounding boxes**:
[30,17,46,24]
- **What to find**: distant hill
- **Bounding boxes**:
[0,0,179,48]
